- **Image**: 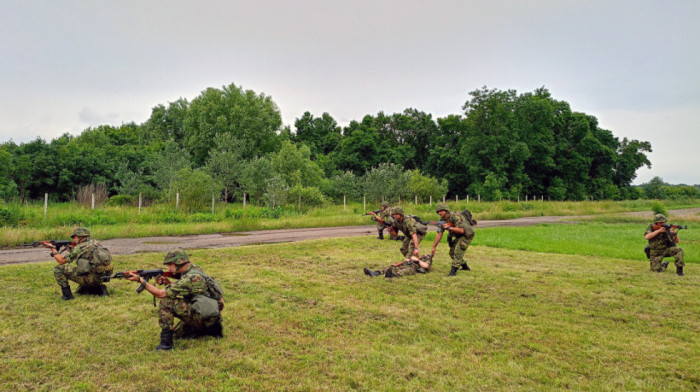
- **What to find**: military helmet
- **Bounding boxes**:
[71,227,90,237]
[380,201,390,208]
[654,213,667,223]
[163,249,190,266]
[435,202,450,213]
[393,206,404,215]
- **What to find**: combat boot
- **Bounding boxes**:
[60,285,74,300]
[377,230,384,240]
[447,266,458,277]
[364,268,382,277]
[661,261,669,271]
[460,263,471,271]
[99,284,109,297]
[207,319,224,339]
[677,267,684,276]
[396,235,405,241]
[75,285,88,295]
[384,269,397,278]
[155,329,174,351]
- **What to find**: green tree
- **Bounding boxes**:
[270,141,323,188]
[205,133,247,201]
[184,83,282,166]
[239,156,274,205]
[172,168,218,212]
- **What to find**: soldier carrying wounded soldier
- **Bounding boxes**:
[387,206,428,259]
[124,249,225,351]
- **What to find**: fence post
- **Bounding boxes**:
[91,193,95,209]
[525,195,528,202]
[363,195,366,211]
[414,195,417,205]
[541,195,544,202]
[243,192,246,209]
[478,194,481,203]
[299,194,302,211]
[212,194,215,213]
[456,195,459,203]
[176,192,180,209]
[139,192,142,214]
[343,195,346,211]
[44,193,48,219]
[517,195,520,202]
[429,195,432,206]
[443,195,446,203]
[273,194,276,209]
[467,195,469,204]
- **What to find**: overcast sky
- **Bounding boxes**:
[2,1,698,185]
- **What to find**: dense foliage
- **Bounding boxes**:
[1,83,690,208]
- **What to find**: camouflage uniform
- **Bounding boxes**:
[393,208,427,257]
[645,216,684,272]
[380,255,433,277]
[54,238,112,289]
[443,211,475,268]
[159,263,224,336]
[378,207,398,240]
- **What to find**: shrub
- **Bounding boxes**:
[106,195,135,206]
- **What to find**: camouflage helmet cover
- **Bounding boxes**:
[71,227,91,237]
[163,249,190,265]
[435,203,450,213]
[392,206,404,215]
[380,201,390,208]
[654,213,667,223]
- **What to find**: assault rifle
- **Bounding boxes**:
[364,209,381,216]
[103,269,174,306]
[23,240,72,256]
[662,223,688,232]
[427,220,455,233]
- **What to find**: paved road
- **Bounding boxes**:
[2,208,697,266]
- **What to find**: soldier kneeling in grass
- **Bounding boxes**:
[125,250,225,351]
[364,254,433,278]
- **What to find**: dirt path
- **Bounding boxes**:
[2,208,698,266]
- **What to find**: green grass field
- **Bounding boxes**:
[1,222,699,391]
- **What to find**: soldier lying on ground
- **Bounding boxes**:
[363,254,433,278]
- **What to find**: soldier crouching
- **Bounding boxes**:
[125,249,225,351]
[43,227,112,300]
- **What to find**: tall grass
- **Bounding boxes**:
[1,199,698,246]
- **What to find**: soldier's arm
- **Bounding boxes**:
[644,226,665,240]
[431,231,443,255]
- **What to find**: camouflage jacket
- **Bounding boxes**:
[645,223,676,251]
[379,208,395,227]
[394,215,427,237]
[65,238,100,264]
[165,264,222,307]
[445,212,475,239]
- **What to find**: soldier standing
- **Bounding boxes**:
[430,203,475,276]
[388,206,427,259]
[43,227,112,300]
[125,250,225,351]
[368,202,398,240]
[644,214,685,276]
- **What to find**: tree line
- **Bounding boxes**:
[0,83,677,208]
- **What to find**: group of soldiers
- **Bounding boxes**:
[39,209,686,351]
[42,228,224,351]
[365,201,475,278]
